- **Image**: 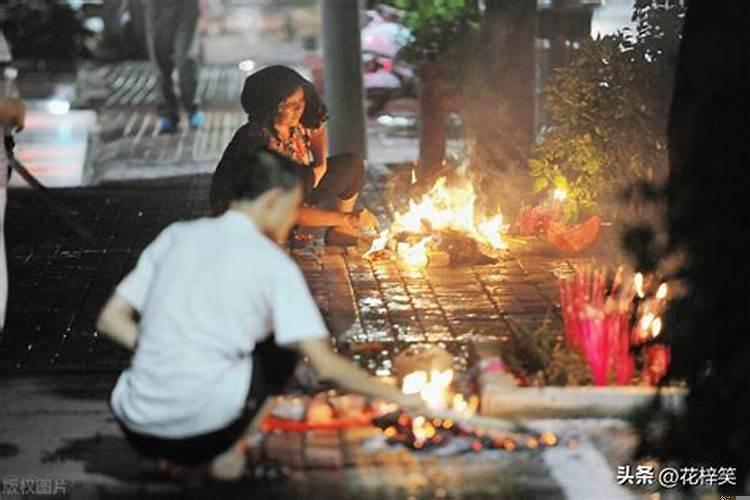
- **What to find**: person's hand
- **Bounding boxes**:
[347,208,380,231]
[0,97,25,132]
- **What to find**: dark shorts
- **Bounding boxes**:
[115,337,298,466]
[298,153,365,206]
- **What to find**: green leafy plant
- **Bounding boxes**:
[499,313,592,387]
[391,0,481,67]
[530,1,685,218]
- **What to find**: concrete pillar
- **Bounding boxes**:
[321,0,367,159]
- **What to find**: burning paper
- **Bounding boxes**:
[366,174,508,267]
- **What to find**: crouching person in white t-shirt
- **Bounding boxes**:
[96,147,429,480]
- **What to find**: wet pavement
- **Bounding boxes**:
[1,173,575,499]
[0,3,638,495]
[2,169,593,376]
[0,168,621,498]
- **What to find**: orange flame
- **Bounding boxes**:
[367,175,508,267]
[634,272,645,299]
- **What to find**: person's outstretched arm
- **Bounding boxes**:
[97,295,139,350]
[296,338,429,415]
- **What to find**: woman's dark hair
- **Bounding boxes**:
[227,147,301,203]
[240,65,328,130]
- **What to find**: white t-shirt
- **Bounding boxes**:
[110,210,328,438]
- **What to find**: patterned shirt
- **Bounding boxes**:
[265,125,318,167]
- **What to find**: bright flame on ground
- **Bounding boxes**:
[398,237,432,268]
[553,188,568,201]
[367,175,508,267]
[401,368,480,443]
[401,369,454,411]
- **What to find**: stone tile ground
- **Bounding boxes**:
[0,58,625,498]
[0,171,592,498]
[2,171,593,377]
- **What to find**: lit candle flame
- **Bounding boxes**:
[656,283,668,301]
[401,369,456,412]
[650,317,663,338]
[640,312,656,332]
[634,273,645,299]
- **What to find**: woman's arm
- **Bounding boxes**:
[96,295,139,351]
[296,205,351,228]
[310,127,328,187]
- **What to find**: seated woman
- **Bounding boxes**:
[210,65,377,245]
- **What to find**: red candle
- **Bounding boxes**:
[645,345,671,385]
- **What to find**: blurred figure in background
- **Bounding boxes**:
[137,0,204,134]
[0,29,25,330]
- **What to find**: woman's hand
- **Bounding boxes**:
[346,208,380,231]
[0,97,25,132]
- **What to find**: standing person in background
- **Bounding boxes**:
[141,0,204,134]
[0,30,25,330]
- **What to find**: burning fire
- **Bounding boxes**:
[401,369,479,415]
[400,368,480,440]
[366,175,508,266]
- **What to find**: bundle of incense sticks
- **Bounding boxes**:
[559,265,639,385]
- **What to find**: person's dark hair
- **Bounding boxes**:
[227,147,300,203]
[240,65,328,130]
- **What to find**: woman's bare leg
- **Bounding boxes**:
[336,193,357,214]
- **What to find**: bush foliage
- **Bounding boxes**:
[530,1,685,217]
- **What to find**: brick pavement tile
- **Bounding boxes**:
[4,169,577,383]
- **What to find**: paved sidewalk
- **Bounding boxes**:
[2,171,591,376]
[0,170,634,498]
[1,56,635,498]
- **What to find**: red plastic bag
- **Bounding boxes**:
[547,216,602,253]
